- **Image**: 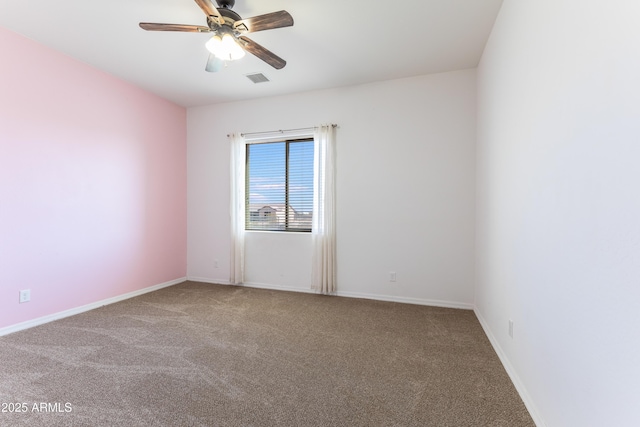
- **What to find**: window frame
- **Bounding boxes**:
[244,137,314,233]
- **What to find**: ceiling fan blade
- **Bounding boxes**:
[239,36,286,69]
[139,23,211,32]
[205,54,224,73]
[194,0,223,25]
[233,11,294,34]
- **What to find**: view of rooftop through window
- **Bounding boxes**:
[246,139,314,231]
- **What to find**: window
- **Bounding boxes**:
[245,138,314,232]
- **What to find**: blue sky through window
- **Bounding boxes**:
[247,140,314,213]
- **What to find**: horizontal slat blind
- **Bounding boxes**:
[287,140,314,230]
[246,138,314,231]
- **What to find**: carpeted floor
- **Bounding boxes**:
[0,281,534,426]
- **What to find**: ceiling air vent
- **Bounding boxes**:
[245,73,270,84]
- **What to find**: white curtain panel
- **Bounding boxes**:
[229,132,246,285]
[311,125,337,294]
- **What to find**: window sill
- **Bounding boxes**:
[245,230,312,235]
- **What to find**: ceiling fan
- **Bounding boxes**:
[140,0,294,72]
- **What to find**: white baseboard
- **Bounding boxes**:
[187,279,316,295]
[0,277,187,337]
[186,276,231,285]
[188,278,473,310]
[474,308,546,427]
[241,281,317,294]
[337,290,474,310]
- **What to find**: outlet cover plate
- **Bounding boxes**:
[19,289,31,303]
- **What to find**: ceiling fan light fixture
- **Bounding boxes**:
[206,34,245,61]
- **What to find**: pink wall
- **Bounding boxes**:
[0,27,187,329]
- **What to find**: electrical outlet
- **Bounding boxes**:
[389,272,397,282]
[508,319,514,338]
[19,289,31,303]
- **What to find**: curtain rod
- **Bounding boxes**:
[227,124,338,138]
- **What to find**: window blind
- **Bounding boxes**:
[245,138,314,232]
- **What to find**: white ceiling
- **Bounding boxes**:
[0,0,503,108]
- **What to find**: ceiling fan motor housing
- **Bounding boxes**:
[216,0,235,9]
[218,7,241,23]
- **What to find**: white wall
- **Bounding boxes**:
[476,1,640,426]
[188,69,476,307]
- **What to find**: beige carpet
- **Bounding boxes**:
[0,281,534,426]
